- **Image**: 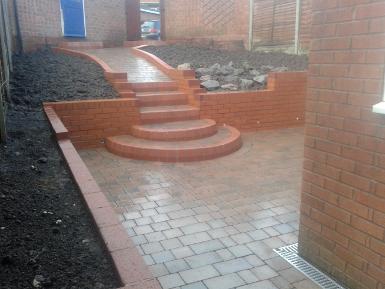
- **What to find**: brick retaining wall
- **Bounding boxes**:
[44,99,140,149]
[199,72,307,130]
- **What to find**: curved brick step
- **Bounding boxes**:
[106,126,242,162]
[140,105,199,124]
[136,91,188,107]
[132,119,217,141]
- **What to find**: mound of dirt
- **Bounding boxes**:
[0,48,119,289]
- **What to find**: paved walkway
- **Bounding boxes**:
[80,128,321,289]
[83,48,171,83]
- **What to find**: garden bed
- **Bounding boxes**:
[142,44,308,91]
[0,48,119,289]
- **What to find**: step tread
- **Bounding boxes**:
[133,119,216,132]
[109,126,238,150]
[140,105,198,114]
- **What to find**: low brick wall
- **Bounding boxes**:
[44,99,140,149]
[199,72,307,130]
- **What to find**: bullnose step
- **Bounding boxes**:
[140,105,200,124]
[106,126,242,162]
[132,119,217,141]
[136,91,188,106]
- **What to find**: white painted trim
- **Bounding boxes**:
[372,66,385,114]
[60,1,64,36]
[373,102,385,114]
[82,0,87,37]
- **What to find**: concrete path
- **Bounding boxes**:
[83,48,171,83]
[80,128,321,289]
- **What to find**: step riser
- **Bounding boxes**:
[119,92,136,98]
[139,99,188,107]
[140,111,199,124]
[112,82,179,92]
[131,124,217,141]
[113,83,132,90]
[133,86,178,92]
[106,136,242,162]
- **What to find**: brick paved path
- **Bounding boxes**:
[83,48,171,82]
[80,128,321,289]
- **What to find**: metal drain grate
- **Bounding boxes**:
[274,243,347,289]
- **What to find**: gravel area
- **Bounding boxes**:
[142,44,308,91]
[0,48,119,289]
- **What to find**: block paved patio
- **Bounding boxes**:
[83,48,171,82]
[80,127,321,289]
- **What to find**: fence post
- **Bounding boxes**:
[248,0,254,51]
[294,0,302,54]
[0,0,10,143]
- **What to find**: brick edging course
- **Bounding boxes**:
[43,105,161,289]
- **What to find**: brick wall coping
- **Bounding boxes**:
[131,45,196,79]
[43,105,161,289]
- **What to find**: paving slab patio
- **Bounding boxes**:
[79,127,321,289]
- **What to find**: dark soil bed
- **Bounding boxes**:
[142,44,308,91]
[0,48,120,289]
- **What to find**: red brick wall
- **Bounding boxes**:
[9,0,129,51]
[45,99,140,149]
[199,72,307,130]
[84,0,127,47]
[163,0,249,44]
[299,1,385,289]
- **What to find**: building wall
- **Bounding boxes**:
[163,0,249,44]
[84,0,127,47]
[299,1,385,289]
[10,0,129,51]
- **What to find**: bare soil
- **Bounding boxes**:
[0,48,119,289]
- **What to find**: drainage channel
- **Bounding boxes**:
[274,243,348,289]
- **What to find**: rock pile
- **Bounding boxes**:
[178,62,288,92]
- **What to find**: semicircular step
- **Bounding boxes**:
[131,119,217,141]
[106,126,242,162]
